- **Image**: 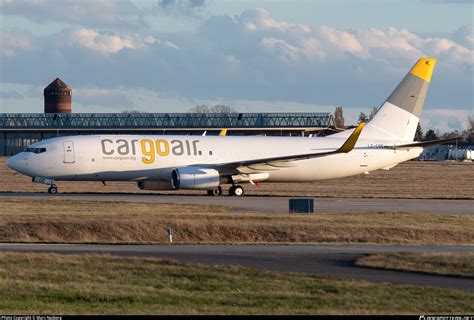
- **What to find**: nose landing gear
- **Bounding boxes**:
[32,177,58,194]
[48,185,58,194]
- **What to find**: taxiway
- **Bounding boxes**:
[0,243,472,291]
[1,193,473,215]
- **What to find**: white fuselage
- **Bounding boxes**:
[6,132,422,184]
[5,57,437,193]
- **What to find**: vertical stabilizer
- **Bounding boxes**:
[362,58,437,142]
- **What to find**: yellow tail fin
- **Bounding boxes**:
[409,57,436,83]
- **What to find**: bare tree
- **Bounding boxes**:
[188,104,236,113]
[442,130,461,139]
[188,105,211,113]
[415,123,423,141]
[467,115,474,144]
[368,106,379,121]
[211,104,236,113]
[424,129,439,141]
[122,109,144,114]
[358,112,367,123]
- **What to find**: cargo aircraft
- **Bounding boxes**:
[6,58,456,196]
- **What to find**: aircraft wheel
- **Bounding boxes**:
[207,186,222,196]
[48,186,58,194]
[229,185,244,197]
[233,185,244,197]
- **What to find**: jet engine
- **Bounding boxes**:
[136,180,174,190]
[171,167,220,190]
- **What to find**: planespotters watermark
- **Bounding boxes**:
[420,316,474,320]
[1,316,61,320]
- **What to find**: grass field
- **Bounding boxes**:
[1,199,472,245]
[1,158,472,315]
[1,158,473,199]
[0,252,472,315]
[356,253,474,278]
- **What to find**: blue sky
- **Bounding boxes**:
[0,0,472,132]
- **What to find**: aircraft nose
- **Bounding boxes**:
[6,154,24,173]
[6,156,15,170]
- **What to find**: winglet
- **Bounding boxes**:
[219,129,228,136]
[337,122,365,153]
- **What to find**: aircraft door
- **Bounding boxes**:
[63,140,75,163]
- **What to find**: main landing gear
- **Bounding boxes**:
[207,186,223,196]
[206,185,244,197]
[229,185,244,197]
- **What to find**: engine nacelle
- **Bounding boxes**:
[171,167,220,190]
[137,180,174,190]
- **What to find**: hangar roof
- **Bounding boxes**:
[0,113,334,131]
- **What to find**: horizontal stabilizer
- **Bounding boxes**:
[383,137,462,150]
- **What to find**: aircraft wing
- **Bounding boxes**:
[383,137,462,150]
[215,122,365,171]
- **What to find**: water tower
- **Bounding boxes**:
[44,78,72,113]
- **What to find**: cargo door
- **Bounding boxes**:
[63,140,75,163]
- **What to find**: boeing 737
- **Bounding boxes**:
[6,58,455,196]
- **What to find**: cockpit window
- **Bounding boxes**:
[25,147,47,154]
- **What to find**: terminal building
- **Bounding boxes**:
[0,78,340,156]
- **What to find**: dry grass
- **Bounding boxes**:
[0,199,472,245]
[1,157,473,199]
[0,252,472,314]
[356,253,474,278]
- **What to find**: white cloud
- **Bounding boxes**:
[0,0,144,29]
[70,29,134,54]
[421,108,472,132]
[318,26,362,55]
[421,37,473,65]
[156,0,207,17]
[74,87,134,109]
[0,89,24,99]
[67,28,178,54]
[239,8,311,34]
[216,9,473,67]
[466,33,474,47]
[0,31,35,57]
[1,8,472,118]
[261,37,301,61]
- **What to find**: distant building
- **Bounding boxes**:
[44,78,72,113]
[0,112,336,156]
[420,144,474,161]
[0,77,342,156]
